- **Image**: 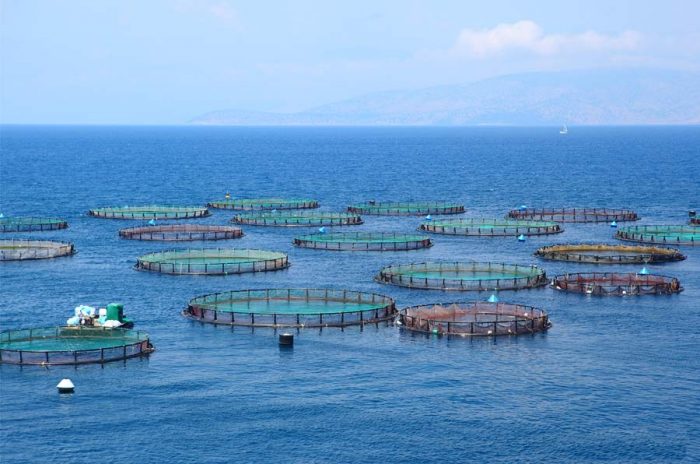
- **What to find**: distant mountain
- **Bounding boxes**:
[191,69,700,125]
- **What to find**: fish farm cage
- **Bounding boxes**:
[552,272,682,296]
[0,217,68,233]
[207,198,319,210]
[135,248,289,275]
[0,239,75,261]
[419,218,562,236]
[535,244,686,264]
[507,208,639,223]
[233,211,362,227]
[376,262,548,291]
[89,205,210,220]
[183,288,397,328]
[615,225,700,246]
[119,224,244,241]
[399,301,551,337]
[691,218,700,225]
[347,201,465,216]
[0,327,154,365]
[293,232,433,251]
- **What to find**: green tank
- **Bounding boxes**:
[106,303,124,321]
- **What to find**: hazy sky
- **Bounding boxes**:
[1,0,698,124]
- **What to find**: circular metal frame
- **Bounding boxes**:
[233,211,362,227]
[420,218,562,236]
[347,201,464,216]
[293,232,432,251]
[0,217,68,233]
[207,198,319,210]
[507,208,639,223]
[135,248,289,275]
[89,205,210,220]
[616,225,700,246]
[119,224,243,241]
[535,243,686,264]
[552,272,682,296]
[0,239,75,261]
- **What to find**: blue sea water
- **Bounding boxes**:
[0,125,699,463]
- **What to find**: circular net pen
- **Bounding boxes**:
[552,272,682,296]
[507,208,639,223]
[0,217,68,233]
[420,218,562,236]
[135,248,289,275]
[207,198,319,211]
[119,224,244,241]
[376,262,547,291]
[0,239,75,261]
[89,205,210,220]
[616,225,700,246]
[0,327,154,365]
[183,288,397,328]
[347,201,464,216]
[233,211,362,227]
[294,232,432,251]
[535,244,686,264]
[399,301,551,337]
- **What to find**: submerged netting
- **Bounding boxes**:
[0,217,68,233]
[420,218,562,236]
[0,239,75,261]
[400,301,551,336]
[0,327,154,365]
[207,198,319,210]
[184,288,397,328]
[293,232,432,251]
[535,244,686,264]
[89,205,210,220]
[119,224,244,241]
[233,211,362,227]
[347,201,464,216]
[376,262,547,291]
[552,272,682,296]
[616,225,700,246]
[135,248,289,275]
[507,208,639,223]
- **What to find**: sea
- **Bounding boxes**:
[1,125,699,463]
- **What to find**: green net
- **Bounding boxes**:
[0,217,68,232]
[207,198,319,210]
[0,239,75,261]
[376,261,547,291]
[89,205,210,220]
[233,211,362,227]
[119,224,244,241]
[136,248,289,275]
[0,327,153,365]
[400,301,550,336]
[616,225,700,246]
[293,232,432,251]
[184,288,396,328]
[347,201,464,216]
[507,208,639,223]
[420,218,562,236]
[535,243,686,264]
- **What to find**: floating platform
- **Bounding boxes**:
[507,208,639,223]
[399,301,551,337]
[616,225,700,246]
[0,327,154,365]
[119,224,243,241]
[183,288,397,328]
[347,201,464,216]
[233,211,362,227]
[420,218,562,236]
[0,217,68,233]
[293,232,432,251]
[89,205,210,220]
[552,272,682,296]
[207,198,319,210]
[0,239,75,261]
[535,244,686,264]
[135,248,289,275]
[376,262,547,291]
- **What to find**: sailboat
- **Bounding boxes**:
[559,124,568,135]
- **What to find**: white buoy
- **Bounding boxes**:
[639,267,649,275]
[425,214,432,221]
[318,226,326,234]
[519,205,527,211]
[488,293,499,303]
[148,219,156,226]
[518,234,526,242]
[610,221,617,228]
[57,378,75,394]
[0,213,4,218]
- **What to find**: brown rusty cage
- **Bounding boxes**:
[535,244,686,264]
[552,272,682,296]
[507,208,639,223]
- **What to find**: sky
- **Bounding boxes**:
[1,0,698,124]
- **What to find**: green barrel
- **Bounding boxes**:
[106,303,124,321]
